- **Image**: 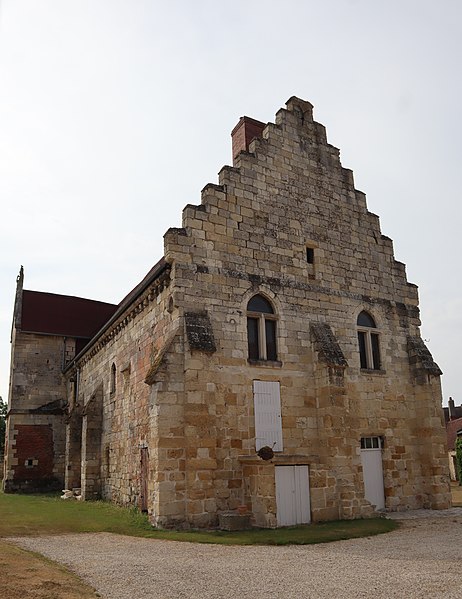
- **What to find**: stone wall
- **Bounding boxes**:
[61,97,450,528]
[3,328,67,491]
[68,267,174,514]
[157,97,450,526]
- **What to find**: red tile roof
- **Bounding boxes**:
[21,290,118,339]
[446,417,462,451]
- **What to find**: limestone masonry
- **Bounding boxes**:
[3,97,451,527]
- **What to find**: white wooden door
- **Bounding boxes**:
[360,437,385,510]
[275,465,311,526]
[253,380,283,452]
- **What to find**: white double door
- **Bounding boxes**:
[275,465,311,526]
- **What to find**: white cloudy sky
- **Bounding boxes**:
[0,0,460,404]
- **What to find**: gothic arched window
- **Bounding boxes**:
[357,311,380,370]
[247,295,277,361]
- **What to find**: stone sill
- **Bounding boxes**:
[247,359,283,368]
[360,368,386,375]
[238,453,319,466]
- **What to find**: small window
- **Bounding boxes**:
[110,363,116,394]
[306,247,314,264]
[247,294,278,361]
[357,311,381,370]
[361,436,383,450]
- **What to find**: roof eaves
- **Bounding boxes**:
[64,257,168,372]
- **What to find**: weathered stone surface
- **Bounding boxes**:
[218,512,251,531]
[184,311,216,353]
[5,97,451,528]
[310,323,348,367]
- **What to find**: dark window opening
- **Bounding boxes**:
[265,319,277,361]
[247,317,259,360]
[247,294,278,362]
[248,295,274,314]
[357,311,376,328]
[357,311,381,370]
[358,331,368,369]
[306,247,314,264]
[110,363,116,394]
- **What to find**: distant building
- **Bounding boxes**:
[3,97,451,527]
[445,398,462,481]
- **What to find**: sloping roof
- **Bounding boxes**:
[407,336,442,376]
[116,258,166,313]
[21,290,118,339]
[446,417,462,451]
[144,325,180,385]
[65,257,169,368]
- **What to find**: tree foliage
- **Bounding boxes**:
[456,437,462,486]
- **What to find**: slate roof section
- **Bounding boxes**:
[21,290,118,339]
[310,322,348,367]
[407,336,442,376]
[185,311,216,353]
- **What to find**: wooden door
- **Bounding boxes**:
[253,380,283,452]
[275,465,311,526]
[360,437,385,510]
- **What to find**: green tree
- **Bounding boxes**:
[0,396,7,451]
[456,437,462,486]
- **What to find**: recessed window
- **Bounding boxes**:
[357,311,381,370]
[306,247,314,264]
[247,295,277,361]
[110,363,116,394]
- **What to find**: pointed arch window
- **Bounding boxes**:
[247,294,277,361]
[357,311,381,370]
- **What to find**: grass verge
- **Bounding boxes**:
[0,491,397,545]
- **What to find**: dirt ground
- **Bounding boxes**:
[0,541,99,599]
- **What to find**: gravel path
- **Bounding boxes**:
[9,510,462,599]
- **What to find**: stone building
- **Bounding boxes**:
[4,97,451,527]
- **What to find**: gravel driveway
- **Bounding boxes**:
[9,509,462,599]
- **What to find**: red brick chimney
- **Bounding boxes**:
[231,116,266,164]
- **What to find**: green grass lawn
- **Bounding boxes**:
[0,491,398,545]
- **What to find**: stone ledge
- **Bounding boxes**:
[238,453,319,465]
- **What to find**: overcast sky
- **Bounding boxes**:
[0,1,460,405]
